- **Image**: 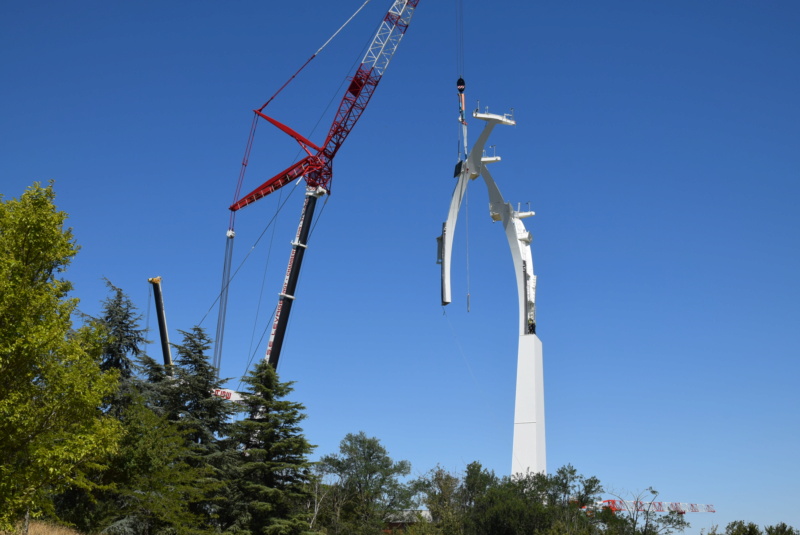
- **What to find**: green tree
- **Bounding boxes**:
[414,463,601,535]
[724,521,763,535]
[54,296,218,534]
[99,279,147,379]
[94,280,149,422]
[0,182,121,528]
[765,523,800,535]
[70,396,211,535]
[461,462,497,511]
[160,326,237,530]
[221,360,315,535]
[162,327,235,448]
[469,477,553,535]
[725,521,764,535]
[414,465,465,535]
[316,431,413,535]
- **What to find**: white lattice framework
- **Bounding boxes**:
[601,500,716,514]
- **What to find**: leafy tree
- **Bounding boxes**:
[414,463,602,535]
[725,521,763,535]
[704,522,799,535]
[461,461,498,511]
[221,360,315,535]
[56,395,212,535]
[315,431,413,535]
[0,183,121,528]
[413,465,465,535]
[765,523,800,535]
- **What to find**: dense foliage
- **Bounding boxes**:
[0,183,121,529]
[1,182,796,535]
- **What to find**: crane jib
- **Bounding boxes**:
[229,0,418,210]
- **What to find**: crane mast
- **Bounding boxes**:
[147,276,174,372]
[224,0,419,370]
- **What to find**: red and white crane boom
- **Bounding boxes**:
[230,0,419,211]
[599,500,716,514]
[220,0,419,371]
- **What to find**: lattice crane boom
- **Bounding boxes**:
[229,0,419,212]
[600,500,716,514]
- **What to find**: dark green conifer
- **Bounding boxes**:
[221,361,315,535]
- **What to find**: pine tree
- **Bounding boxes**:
[99,279,147,379]
[165,327,234,447]
[161,326,238,529]
[222,361,315,535]
[95,279,149,419]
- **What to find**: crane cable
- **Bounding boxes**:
[455,0,471,312]
[257,0,373,114]
[200,180,302,328]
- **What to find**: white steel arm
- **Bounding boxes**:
[437,110,515,306]
[480,164,537,335]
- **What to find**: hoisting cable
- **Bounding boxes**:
[455,0,471,312]
[455,0,465,79]
[257,0,373,113]
[246,186,284,370]
[455,0,468,158]
[199,179,303,328]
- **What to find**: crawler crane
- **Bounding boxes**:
[215,0,420,372]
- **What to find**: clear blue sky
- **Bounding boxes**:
[3,1,799,532]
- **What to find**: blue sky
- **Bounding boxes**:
[2,1,799,532]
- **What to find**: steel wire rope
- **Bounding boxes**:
[455,0,465,79]
[440,308,507,440]
[257,0,374,114]
[245,187,285,372]
[198,180,302,328]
